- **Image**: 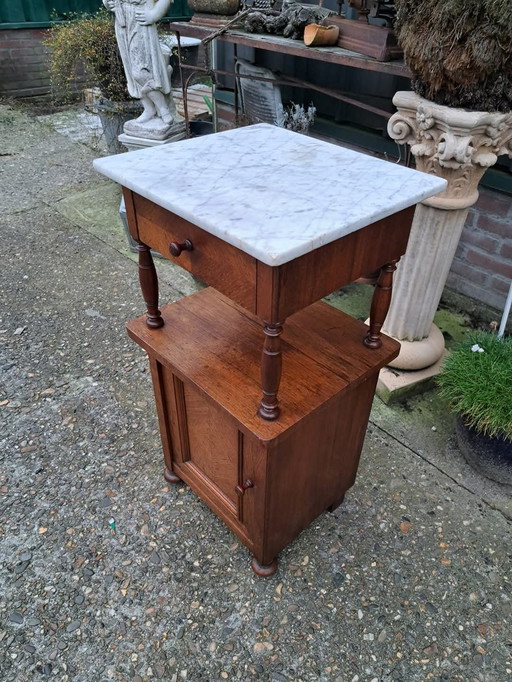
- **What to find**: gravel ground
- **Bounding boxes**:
[0,103,511,682]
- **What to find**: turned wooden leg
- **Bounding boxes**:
[258,322,283,421]
[163,467,181,483]
[251,556,278,577]
[137,241,164,329]
[364,259,398,349]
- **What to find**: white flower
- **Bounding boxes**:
[471,344,485,353]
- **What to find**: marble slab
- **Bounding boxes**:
[93,123,447,266]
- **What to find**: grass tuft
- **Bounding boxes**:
[437,331,512,441]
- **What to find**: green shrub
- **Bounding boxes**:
[44,9,130,103]
[437,331,512,441]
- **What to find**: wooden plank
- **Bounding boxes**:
[132,192,257,312]
[257,207,414,322]
[172,85,212,121]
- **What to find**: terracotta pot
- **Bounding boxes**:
[188,0,240,15]
[303,23,340,47]
[455,415,512,486]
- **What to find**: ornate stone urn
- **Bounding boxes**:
[378,91,512,396]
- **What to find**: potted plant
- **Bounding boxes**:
[44,8,141,152]
[393,0,512,111]
[437,331,512,484]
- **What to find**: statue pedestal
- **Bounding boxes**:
[378,91,512,401]
[119,127,185,152]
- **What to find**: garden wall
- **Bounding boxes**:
[0,27,50,98]
[448,187,512,313]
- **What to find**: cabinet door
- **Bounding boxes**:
[153,361,264,552]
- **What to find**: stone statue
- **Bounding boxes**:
[102,0,183,140]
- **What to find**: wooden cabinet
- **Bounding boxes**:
[94,123,446,574]
[127,288,399,574]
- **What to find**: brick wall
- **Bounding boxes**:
[447,187,512,312]
[0,28,51,98]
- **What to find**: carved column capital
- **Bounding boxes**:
[388,92,512,209]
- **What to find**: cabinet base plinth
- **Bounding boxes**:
[251,557,278,577]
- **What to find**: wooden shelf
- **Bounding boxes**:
[168,21,411,78]
[127,287,399,439]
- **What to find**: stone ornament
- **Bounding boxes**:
[103,0,184,140]
[388,91,512,210]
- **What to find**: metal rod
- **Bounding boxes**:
[497,280,512,339]
[178,63,391,119]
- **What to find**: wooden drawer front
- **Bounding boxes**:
[256,206,415,321]
[133,193,257,312]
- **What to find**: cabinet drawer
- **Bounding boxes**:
[129,192,257,312]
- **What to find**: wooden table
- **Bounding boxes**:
[94,124,446,575]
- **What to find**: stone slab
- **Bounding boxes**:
[94,123,447,266]
[376,352,447,404]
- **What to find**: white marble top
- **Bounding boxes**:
[94,123,446,266]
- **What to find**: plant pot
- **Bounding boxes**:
[188,0,240,15]
[455,415,512,486]
[97,100,142,154]
[303,23,339,47]
[189,119,214,137]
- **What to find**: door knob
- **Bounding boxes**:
[235,479,254,496]
[169,239,193,257]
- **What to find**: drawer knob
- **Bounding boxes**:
[235,479,254,496]
[169,239,193,257]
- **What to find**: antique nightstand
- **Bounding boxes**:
[94,124,446,575]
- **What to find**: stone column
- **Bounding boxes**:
[383,91,512,372]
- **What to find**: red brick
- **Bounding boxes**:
[454,243,467,259]
[464,208,478,228]
[445,276,502,311]
[459,226,500,253]
[449,258,489,285]
[477,214,512,238]
[14,47,48,57]
[15,54,48,65]
[500,242,512,260]
[491,276,512,296]
[466,249,512,278]
[474,187,511,218]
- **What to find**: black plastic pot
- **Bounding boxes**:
[455,415,512,486]
[189,120,214,137]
